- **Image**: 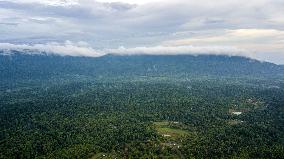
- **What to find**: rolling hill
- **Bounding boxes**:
[1,50,283,82]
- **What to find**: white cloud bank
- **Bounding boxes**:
[106,46,249,57]
[0,41,103,57]
[0,41,255,60]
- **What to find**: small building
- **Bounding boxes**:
[232,112,242,115]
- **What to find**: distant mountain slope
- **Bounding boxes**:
[1,50,284,82]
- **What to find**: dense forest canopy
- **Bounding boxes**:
[1,52,284,158]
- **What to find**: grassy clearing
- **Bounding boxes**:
[154,121,189,139]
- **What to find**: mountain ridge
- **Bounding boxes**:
[1,50,284,82]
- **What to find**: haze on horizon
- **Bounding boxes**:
[0,0,284,64]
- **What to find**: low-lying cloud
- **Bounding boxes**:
[106,46,249,57]
[0,41,103,57]
[0,41,254,59]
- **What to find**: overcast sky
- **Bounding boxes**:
[0,0,284,64]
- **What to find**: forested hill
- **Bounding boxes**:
[1,50,284,81]
[1,50,284,158]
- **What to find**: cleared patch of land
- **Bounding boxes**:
[154,121,189,139]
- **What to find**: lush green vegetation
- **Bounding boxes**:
[1,78,284,158]
[1,53,284,158]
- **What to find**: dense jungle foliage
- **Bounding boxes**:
[1,52,284,158]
